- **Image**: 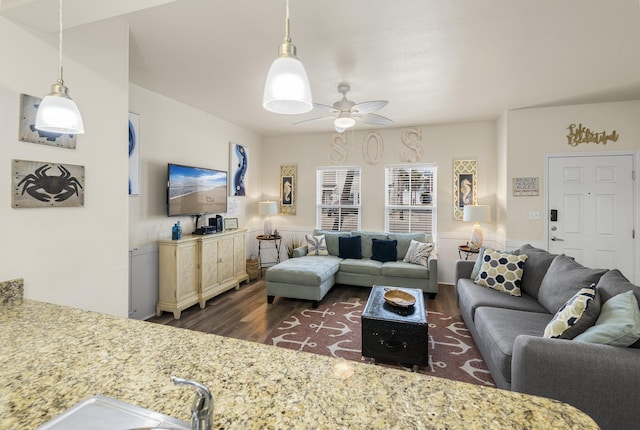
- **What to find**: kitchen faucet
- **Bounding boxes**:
[171,376,213,430]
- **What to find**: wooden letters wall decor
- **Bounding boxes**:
[328,128,424,165]
[566,123,619,146]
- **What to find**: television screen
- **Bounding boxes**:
[167,163,227,216]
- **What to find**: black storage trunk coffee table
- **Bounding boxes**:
[361,285,428,369]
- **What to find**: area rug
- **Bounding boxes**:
[264,298,495,387]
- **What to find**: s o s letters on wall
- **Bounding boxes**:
[19,94,77,149]
[12,159,85,208]
[230,142,248,196]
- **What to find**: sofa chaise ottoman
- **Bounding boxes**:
[266,230,437,307]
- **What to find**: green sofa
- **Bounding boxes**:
[266,230,437,307]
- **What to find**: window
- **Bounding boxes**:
[316,167,361,231]
[385,164,437,234]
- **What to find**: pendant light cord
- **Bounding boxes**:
[57,0,64,84]
[284,0,291,43]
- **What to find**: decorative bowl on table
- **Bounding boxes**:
[383,289,416,308]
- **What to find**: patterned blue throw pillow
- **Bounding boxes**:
[544,284,600,339]
[474,250,528,296]
[305,234,328,256]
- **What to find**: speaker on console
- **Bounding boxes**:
[208,215,224,232]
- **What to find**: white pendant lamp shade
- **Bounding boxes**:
[35,82,84,134]
[262,0,312,115]
[35,0,84,135]
[263,56,312,114]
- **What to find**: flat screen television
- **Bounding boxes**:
[167,163,227,216]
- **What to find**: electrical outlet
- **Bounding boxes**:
[529,211,540,220]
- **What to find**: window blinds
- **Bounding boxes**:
[316,167,361,231]
[385,165,437,234]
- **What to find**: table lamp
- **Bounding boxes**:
[259,201,278,237]
[463,205,491,249]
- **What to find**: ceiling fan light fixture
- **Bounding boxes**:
[334,115,355,129]
[35,0,84,135]
[263,0,312,115]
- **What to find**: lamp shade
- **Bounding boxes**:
[259,201,278,216]
[263,56,312,114]
[463,205,491,223]
[35,91,84,134]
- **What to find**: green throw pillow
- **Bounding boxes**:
[474,250,528,296]
[573,290,640,347]
[543,284,600,339]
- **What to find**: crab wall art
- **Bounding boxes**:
[12,160,85,208]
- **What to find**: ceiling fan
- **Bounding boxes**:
[295,82,393,133]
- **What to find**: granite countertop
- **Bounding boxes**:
[0,299,598,429]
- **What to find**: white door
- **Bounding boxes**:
[547,154,635,280]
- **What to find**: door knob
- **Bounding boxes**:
[550,236,564,241]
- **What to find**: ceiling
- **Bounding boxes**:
[5,0,640,137]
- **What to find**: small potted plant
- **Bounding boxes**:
[284,234,305,258]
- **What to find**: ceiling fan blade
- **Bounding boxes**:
[313,103,339,113]
[293,115,334,125]
[359,113,394,125]
[352,100,388,114]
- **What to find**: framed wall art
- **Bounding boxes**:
[12,159,85,208]
[513,177,539,196]
[19,94,77,149]
[280,164,297,215]
[229,142,248,196]
[128,112,140,195]
[453,159,477,220]
[224,217,238,230]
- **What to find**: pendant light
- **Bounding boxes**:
[35,0,85,134]
[262,0,312,115]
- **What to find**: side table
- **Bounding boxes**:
[458,245,480,260]
[257,235,282,270]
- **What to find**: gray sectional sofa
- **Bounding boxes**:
[455,244,640,430]
[266,230,437,307]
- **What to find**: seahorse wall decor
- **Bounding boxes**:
[453,160,477,220]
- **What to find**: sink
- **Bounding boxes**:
[36,395,190,430]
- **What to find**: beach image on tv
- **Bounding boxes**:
[169,165,227,215]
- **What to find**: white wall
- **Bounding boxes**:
[128,84,263,250]
[506,100,640,241]
[261,122,498,284]
[0,17,130,316]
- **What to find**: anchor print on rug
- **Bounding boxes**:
[264,298,495,387]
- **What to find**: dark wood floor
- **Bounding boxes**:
[146,276,460,344]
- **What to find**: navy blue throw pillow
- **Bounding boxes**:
[371,238,398,262]
[339,236,362,259]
